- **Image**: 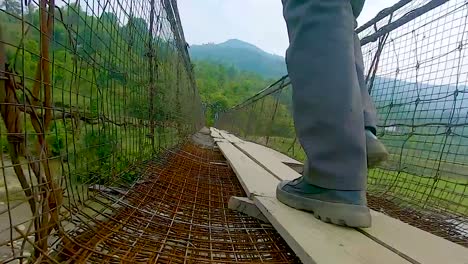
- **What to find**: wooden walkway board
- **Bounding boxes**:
[254,196,411,264]
[242,141,302,166]
[213,137,228,143]
[217,130,244,143]
[361,210,468,264]
[228,196,268,222]
[217,141,278,198]
[234,141,300,181]
[210,127,222,138]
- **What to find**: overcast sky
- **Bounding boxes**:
[178,0,400,56]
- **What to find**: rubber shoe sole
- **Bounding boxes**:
[276,182,372,228]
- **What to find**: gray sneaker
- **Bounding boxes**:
[366,130,389,168]
[276,177,371,227]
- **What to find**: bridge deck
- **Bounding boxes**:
[212,127,468,264]
[56,142,301,263]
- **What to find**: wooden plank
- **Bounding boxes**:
[213,138,228,143]
[234,141,300,181]
[228,196,268,222]
[223,134,241,143]
[254,196,411,264]
[248,143,304,173]
[218,130,243,143]
[244,141,302,166]
[216,141,279,198]
[360,210,468,264]
[210,127,222,138]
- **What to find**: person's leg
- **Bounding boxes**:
[354,33,377,132]
[354,32,389,167]
[277,0,371,227]
[283,0,366,190]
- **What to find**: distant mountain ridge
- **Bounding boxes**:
[189,39,287,78]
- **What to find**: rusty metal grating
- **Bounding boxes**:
[51,144,300,263]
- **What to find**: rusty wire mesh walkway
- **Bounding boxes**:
[56,143,299,263]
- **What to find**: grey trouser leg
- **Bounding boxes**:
[283,0,367,190]
[354,33,378,131]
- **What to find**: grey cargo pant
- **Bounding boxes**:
[282,0,377,190]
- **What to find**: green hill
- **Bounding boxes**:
[189,39,287,78]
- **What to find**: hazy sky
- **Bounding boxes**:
[178,0,400,56]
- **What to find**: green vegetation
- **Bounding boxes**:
[0,1,202,187]
[194,60,274,125]
[368,169,467,214]
[0,1,277,191]
[190,39,287,78]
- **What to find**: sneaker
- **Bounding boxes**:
[276,177,371,227]
[366,129,389,168]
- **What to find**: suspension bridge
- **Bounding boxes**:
[0,0,467,263]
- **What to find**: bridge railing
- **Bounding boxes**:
[217,0,468,246]
[0,0,203,261]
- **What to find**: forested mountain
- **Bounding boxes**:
[194,61,274,125]
[189,39,286,125]
[189,39,287,78]
[370,76,468,125]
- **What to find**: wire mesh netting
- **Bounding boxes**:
[57,143,300,263]
[0,0,209,261]
[217,0,468,246]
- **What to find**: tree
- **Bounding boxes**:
[100,12,118,26]
[1,0,21,16]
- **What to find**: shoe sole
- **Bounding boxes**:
[276,182,372,228]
